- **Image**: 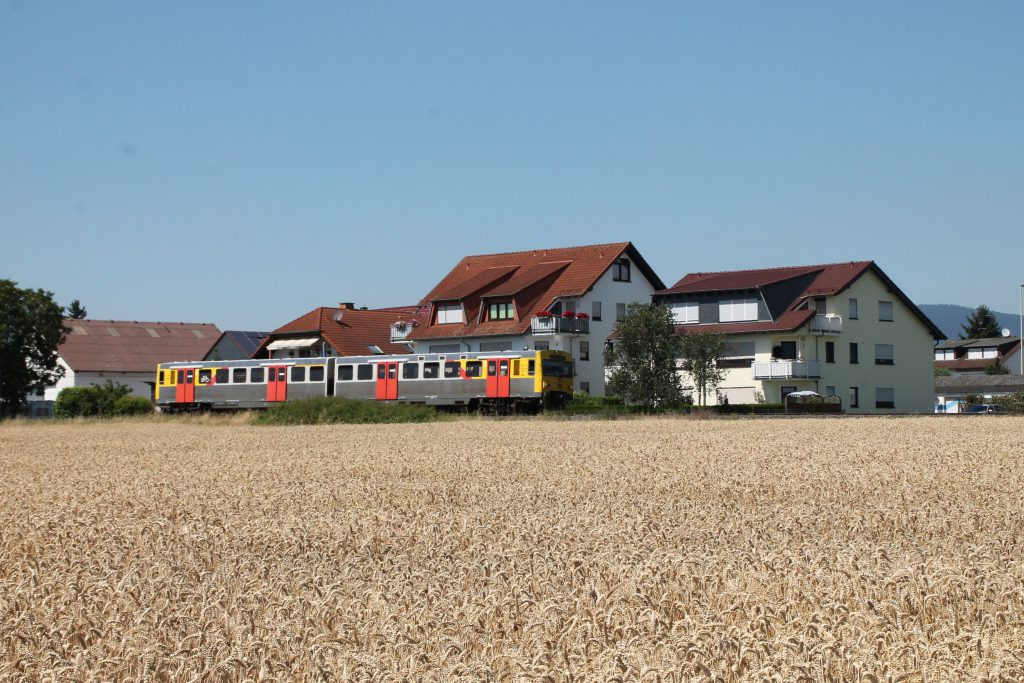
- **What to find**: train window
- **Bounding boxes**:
[403,363,419,379]
[251,367,264,383]
[215,369,229,384]
[528,360,535,376]
[444,361,460,378]
[464,361,482,377]
[542,359,572,377]
[291,366,306,382]
[178,370,185,383]
[158,371,166,385]
[338,365,353,381]
[423,362,439,379]
[377,364,386,379]
[198,369,213,385]
[357,364,373,380]
[233,368,247,383]
[309,366,324,382]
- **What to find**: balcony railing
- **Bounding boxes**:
[809,314,842,335]
[390,323,413,343]
[531,316,590,335]
[752,360,823,379]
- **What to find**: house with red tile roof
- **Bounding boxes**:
[251,302,428,360]
[407,242,665,395]
[27,319,221,415]
[933,336,1021,376]
[652,261,943,412]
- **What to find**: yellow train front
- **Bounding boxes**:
[155,349,573,413]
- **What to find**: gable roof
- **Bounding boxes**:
[210,330,269,358]
[657,260,943,338]
[411,241,664,340]
[60,320,221,372]
[253,306,424,358]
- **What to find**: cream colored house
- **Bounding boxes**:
[653,261,944,413]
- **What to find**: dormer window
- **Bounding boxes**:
[719,298,759,322]
[436,304,464,324]
[487,302,515,321]
[612,258,631,282]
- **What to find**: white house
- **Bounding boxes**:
[652,261,944,413]
[933,336,1021,376]
[27,319,221,415]
[406,242,665,395]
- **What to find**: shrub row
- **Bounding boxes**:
[53,382,153,418]
[254,396,448,425]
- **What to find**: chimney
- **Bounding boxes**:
[339,302,355,310]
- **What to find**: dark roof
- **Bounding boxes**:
[253,305,425,357]
[657,260,943,338]
[411,242,664,341]
[935,374,1024,394]
[60,319,221,372]
[936,336,1020,350]
[222,331,270,357]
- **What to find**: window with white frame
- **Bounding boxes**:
[612,258,631,282]
[579,340,590,361]
[849,298,859,319]
[616,303,626,321]
[874,344,894,365]
[671,302,699,324]
[966,347,997,359]
[436,304,464,324]
[878,300,894,322]
[592,301,602,321]
[935,349,955,360]
[875,387,895,409]
[719,298,759,322]
[487,301,514,321]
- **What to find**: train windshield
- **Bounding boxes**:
[542,359,573,378]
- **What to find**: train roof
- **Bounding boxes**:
[158,349,570,368]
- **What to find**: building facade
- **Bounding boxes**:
[407,242,665,395]
[653,261,943,413]
[933,336,1021,376]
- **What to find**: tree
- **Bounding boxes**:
[961,305,1002,339]
[679,330,726,407]
[66,299,88,319]
[934,367,952,377]
[605,303,685,408]
[0,280,69,417]
[985,359,1011,375]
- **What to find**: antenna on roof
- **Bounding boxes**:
[332,311,344,323]
[1002,328,1012,337]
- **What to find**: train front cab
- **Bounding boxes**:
[535,350,573,409]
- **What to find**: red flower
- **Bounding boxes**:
[561,311,575,318]
[536,310,553,317]
[575,312,589,319]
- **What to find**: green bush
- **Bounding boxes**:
[53,381,136,418]
[254,396,448,425]
[114,395,154,416]
[53,387,99,418]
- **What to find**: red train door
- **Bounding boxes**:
[266,366,288,402]
[375,362,398,400]
[486,359,511,398]
[175,369,195,403]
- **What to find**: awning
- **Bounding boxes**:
[266,337,321,351]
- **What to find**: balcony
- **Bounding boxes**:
[531,316,589,335]
[390,322,415,343]
[809,314,842,335]
[752,360,822,380]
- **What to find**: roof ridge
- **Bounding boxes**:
[457,241,630,261]
[682,260,872,279]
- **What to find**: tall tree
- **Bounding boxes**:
[960,305,1002,339]
[679,330,726,407]
[66,299,88,319]
[605,303,684,408]
[0,280,69,417]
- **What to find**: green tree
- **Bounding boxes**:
[679,330,726,407]
[960,305,1002,339]
[66,299,88,319]
[985,359,1011,375]
[604,303,684,408]
[0,280,69,417]
[934,366,952,377]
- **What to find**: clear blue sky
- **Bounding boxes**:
[2,2,1022,330]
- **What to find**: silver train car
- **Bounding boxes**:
[156,349,574,413]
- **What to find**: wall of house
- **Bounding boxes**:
[40,357,157,402]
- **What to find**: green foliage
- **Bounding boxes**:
[53,381,134,418]
[992,392,1024,414]
[963,393,983,406]
[0,280,69,417]
[254,396,447,425]
[960,305,1002,340]
[934,367,952,377]
[605,303,685,408]
[114,395,154,416]
[66,299,88,320]
[985,359,1011,375]
[679,331,726,407]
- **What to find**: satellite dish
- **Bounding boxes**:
[332,310,344,323]
[1002,328,1012,337]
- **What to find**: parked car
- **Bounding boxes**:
[963,404,1005,414]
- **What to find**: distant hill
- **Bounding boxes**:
[918,304,1021,340]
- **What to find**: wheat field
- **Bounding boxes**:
[1,417,1022,682]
